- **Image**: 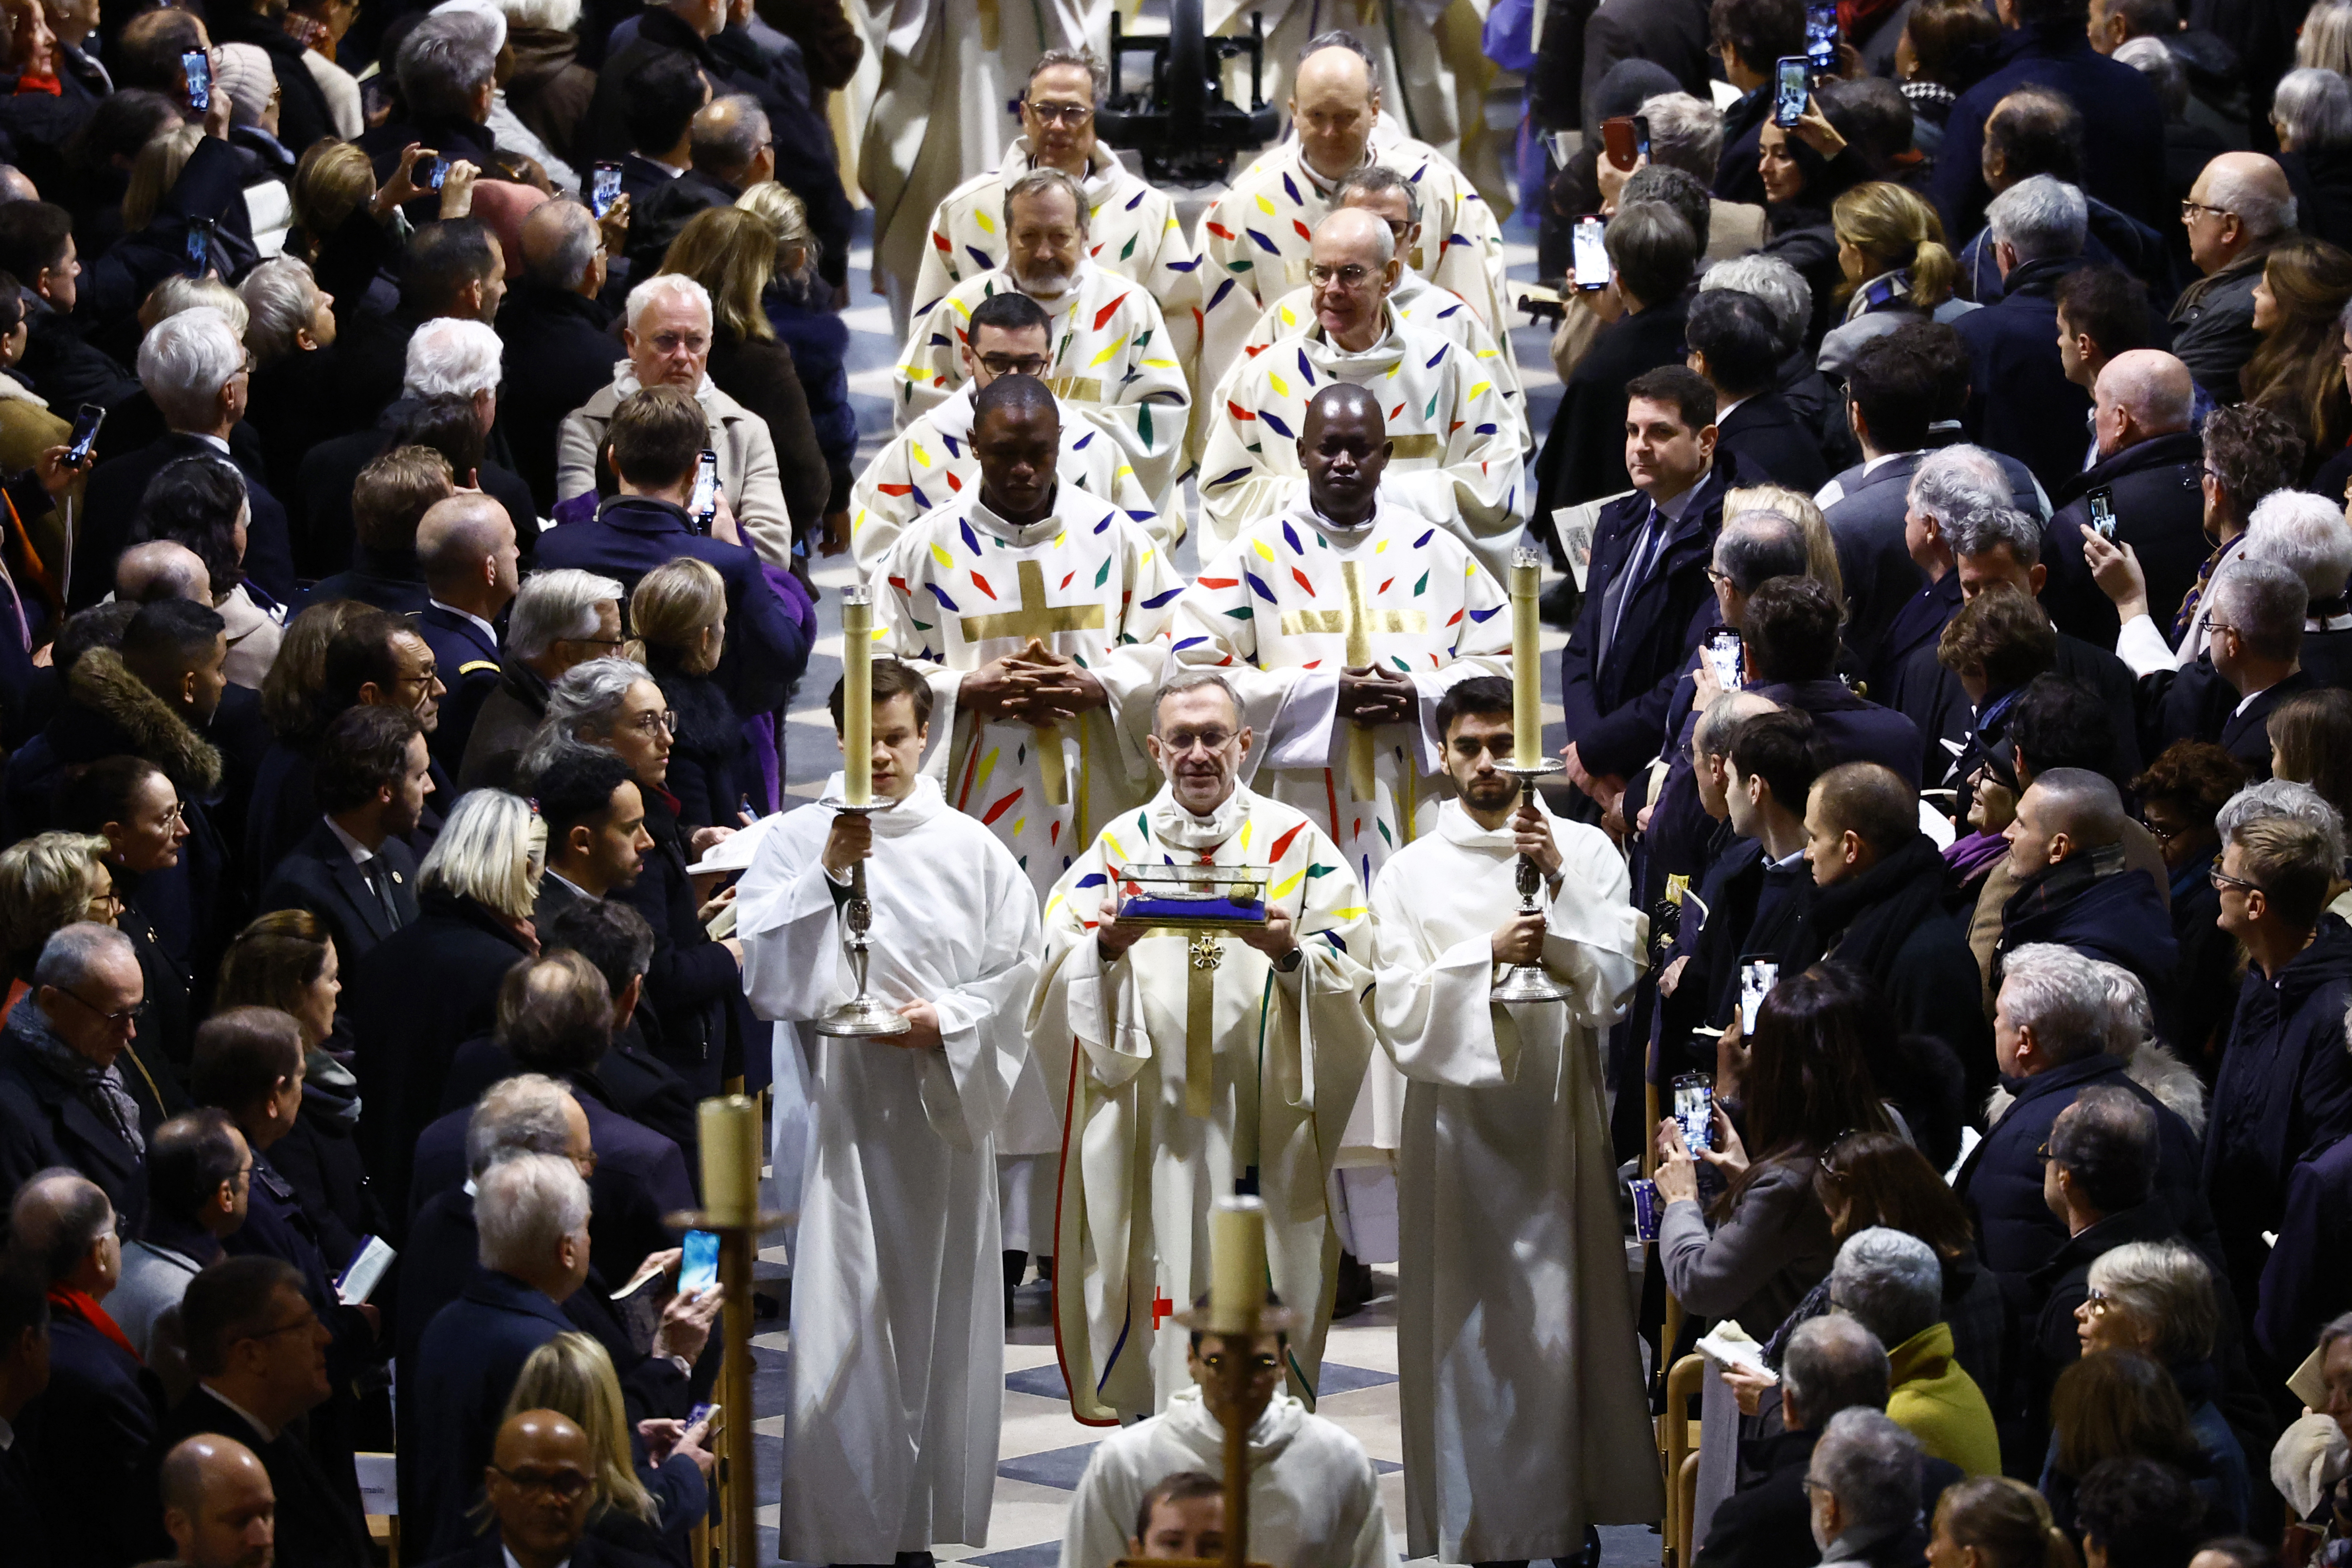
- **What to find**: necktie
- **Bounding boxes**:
[1601,502,1666,664]
[362,857,403,933]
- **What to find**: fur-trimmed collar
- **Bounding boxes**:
[66,647,223,798]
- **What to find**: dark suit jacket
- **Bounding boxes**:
[457,662,553,793]
[495,282,620,511]
[412,1078,693,1285]
[18,296,135,414]
[345,891,536,1224]
[620,791,741,1097]
[0,1438,50,1568]
[299,416,539,580]
[531,494,808,715]
[627,165,740,275]
[1930,23,2170,240]
[0,1029,151,1238]
[1714,393,1828,494]
[259,818,422,967]
[1953,256,2094,497]
[419,1532,668,1568]
[20,1306,168,1568]
[405,1271,574,1557]
[584,9,723,160]
[417,603,506,775]
[298,546,434,618]
[1821,447,2044,682]
[157,1387,370,1568]
[74,431,297,610]
[2040,430,2208,647]
[2216,669,2315,776]
[1557,461,1736,781]
[1750,678,1927,785]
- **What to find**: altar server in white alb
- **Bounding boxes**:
[1061,1304,1393,1568]
[853,290,1169,570]
[736,658,1042,1565]
[1196,208,1522,570]
[897,167,1191,505]
[1030,671,1377,1424]
[911,51,1205,398]
[1370,675,1665,1564]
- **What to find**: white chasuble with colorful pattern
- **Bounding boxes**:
[894,262,1191,505]
[1196,308,1524,575]
[1029,783,1377,1423]
[850,381,1172,572]
[871,485,1183,904]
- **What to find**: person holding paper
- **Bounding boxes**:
[733,658,1042,1567]
[1029,672,1379,1424]
[1368,676,1664,1564]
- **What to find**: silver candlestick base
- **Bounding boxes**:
[814,797,912,1038]
[1491,759,1572,1006]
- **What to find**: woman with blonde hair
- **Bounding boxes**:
[656,206,830,560]
[2244,239,2352,469]
[2300,0,2352,75]
[627,558,761,831]
[1927,1476,2081,1568]
[1819,181,1974,373]
[0,831,114,1012]
[215,907,384,1273]
[740,181,854,554]
[505,1330,710,1568]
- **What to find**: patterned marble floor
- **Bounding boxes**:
[743,178,1656,1568]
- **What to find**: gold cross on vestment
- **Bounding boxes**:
[1275,560,1429,659]
[959,557,1108,644]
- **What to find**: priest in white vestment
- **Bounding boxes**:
[1191,37,1505,401]
[1166,384,1511,1245]
[1061,1313,1394,1568]
[897,167,1191,505]
[1224,163,1525,449]
[1031,672,1378,1424]
[1197,209,1523,572]
[735,660,1041,1564]
[869,374,1182,901]
[853,290,1171,570]
[860,0,1086,335]
[1370,675,1666,1564]
[911,51,1205,400]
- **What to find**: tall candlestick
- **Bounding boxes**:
[1209,1196,1267,1335]
[699,1094,760,1227]
[1508,547,1543,769]
[841,587,873,807]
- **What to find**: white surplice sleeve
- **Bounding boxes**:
[1370,846,1519,1090]
[915,844,1042,1149]
[1540,819,1646,1027]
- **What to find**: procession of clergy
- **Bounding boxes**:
[728,29,1661,1568]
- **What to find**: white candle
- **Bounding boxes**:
[1509,547,1543,770]
[841,588,873,808]
[699,1095,759,1227]
[1209,1196,1267,1335]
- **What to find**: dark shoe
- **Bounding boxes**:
[1332,1249,1369,1318]
[1003,1249,1028,1316]
[1034,1252,1054,1284]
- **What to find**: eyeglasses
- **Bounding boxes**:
[2205,619,2240,644]
[1307,263,1377,291]
[627,709,677,738]
[1158,727,1236,755]
[83,890,122,919]
[2180,198,2234,221]
[2137,815,2181,844]
[567,635,623,651]
[490,1465,595,1501]
[2210,866,2265,896]
[240,1312,319,1345]
[648,332,708,355]
[977,352,1050,377]
[1025,100,1093,126]
[1199,1351,1281,1374]
[54,987,148,1027]
[2082,1288,2116,1316]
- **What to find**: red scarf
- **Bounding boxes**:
[49,1287,142,1361]
[11,73,59,96]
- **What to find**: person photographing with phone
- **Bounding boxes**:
[2038,349,2208,646]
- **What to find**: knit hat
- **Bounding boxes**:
[213,43,277,129]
